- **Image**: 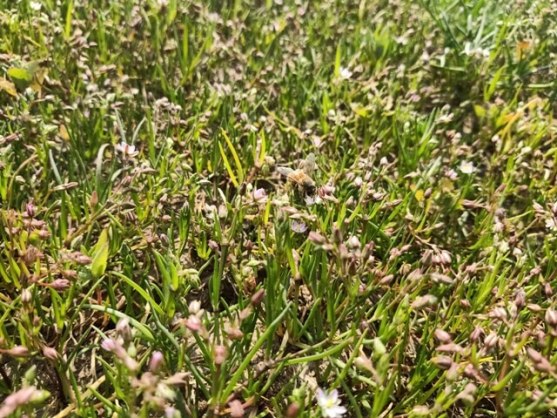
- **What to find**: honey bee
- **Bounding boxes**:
[277,153,317,194]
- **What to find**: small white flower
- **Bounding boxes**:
[546,217,557,231]
[316,388,347,418]
[304,194,322,206]
[438,113,454,124]
[253,188,268,203]
[463,42,490,59]
[445,169,458,181]
[493,219,504,233]
[291,220,307,234]
[339,67,352,80]
[115,141,139,158]
[395,35,409,45]
[347,235,361,249]
[459,161,476,175]
[30,1,42,11]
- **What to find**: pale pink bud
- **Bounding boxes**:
[379,274,394,285]
[434,329,452,344]
[545,282,553,297]
[49,279,71,291]
[4,345,29,357]
[253,188,267,203]
[463,364,484,383]
[460,299,471,309]
[42,346,59,361]
[514,290,526,309]
[25,201,36,218]
[250,289,265,305]
[89,191,98,207]
[185,315,201,332]
[347,236,361,250]
[0,386,37,417]
[470,326,483,343]
[165,406,179,418]
[224,323,244,340]
[123,356,139,372]
[534,357,555,373]
[23,246,42,265]
[436,343,463,353]
[116,318,132,341]
[286,402,300,417]
[527,303,542,312]
[484,332,499,349]
[214,345,227,365]
[38,229,51,239]
[527,347,543,363]
[149,351,164,373]
[489,307,508,321]
[228,399,245,418]
[411,294,437,309]
[101,338,118,352]
[431,355,453,370]
[545,308,557,327]
[75,254,92,265]
[308,231,327,245]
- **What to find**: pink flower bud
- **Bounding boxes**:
[308,231,327,245]
[527,347,543,363]
[286,402,300,417]
[434,329,452,344]
[253,188,267,203]
[228,399,245,418]
[116,318,132,341]
[484,332,499,349]
[75,254,92,265]
[436,343,463,353]
[101,338,118,352]
[42,346,59,361]
[25,202,36,218]
[149,351,164,373]
[250,289,265,306]
[214,345,227,365]
[431,355,453,370]
[23,246,43,265]
[470,326,483,343]
[5,346,29,357]
[185,315,201,332]
[49,279,71,291]
[0,386,37,417]
[545,308,557,327]
[347,236,361,250]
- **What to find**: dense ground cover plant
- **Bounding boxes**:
[1,0,557,416]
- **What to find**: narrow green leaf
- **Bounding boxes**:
[334,42,342,77]
[91,229,109,278]
[221,129,244,182]
[218,141,239,187]
[64,0,74,39]
[221,302,292,401]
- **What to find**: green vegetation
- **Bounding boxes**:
[1,0,557,416]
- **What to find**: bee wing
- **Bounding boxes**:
[299,153,316,174]
[277,166,294,177]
